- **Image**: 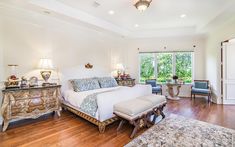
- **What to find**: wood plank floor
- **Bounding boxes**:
[0,97,235,147]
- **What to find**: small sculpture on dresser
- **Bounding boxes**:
[20,76,28,88]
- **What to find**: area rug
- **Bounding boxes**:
[125,114,235,147]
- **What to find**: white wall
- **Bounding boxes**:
[0,5,207,93]
[0,16,3,81]
[0,13,3,124]
[0,7,124,81]
[123,36,206,82]
[205,18,235,103]
[0,5,126,123]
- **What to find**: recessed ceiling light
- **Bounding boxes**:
[134,24,139,27]
[108,10,115,15]
[180,14,186,18]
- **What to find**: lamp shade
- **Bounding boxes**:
[116,63,125,70]
[39,58,53,70]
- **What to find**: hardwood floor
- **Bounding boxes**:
[0,97,234,147]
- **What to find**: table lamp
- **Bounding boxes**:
[39,58,53,86]
[116,63,124,79]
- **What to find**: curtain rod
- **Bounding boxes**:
[139,50,194,54]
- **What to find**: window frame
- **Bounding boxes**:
[139,51,194,84]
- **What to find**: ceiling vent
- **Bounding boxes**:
[92,1,100,8]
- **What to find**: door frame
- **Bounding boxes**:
[221,38,235,104]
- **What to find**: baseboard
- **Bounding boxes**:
[223,100,235,105]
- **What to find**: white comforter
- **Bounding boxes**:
[63,84,152,122]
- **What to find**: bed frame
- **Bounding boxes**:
[60,65,119,133]
[62,102,118,133]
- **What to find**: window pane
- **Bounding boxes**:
[140,53,155,83]
[176,52,192,83]
[156,53,173,83]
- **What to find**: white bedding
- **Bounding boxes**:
[63,84,152,122]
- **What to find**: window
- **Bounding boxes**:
[140,53,156,83]
[156,53,173,83]
[139,52,193,83]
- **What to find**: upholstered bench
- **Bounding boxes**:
[114,94,167,138]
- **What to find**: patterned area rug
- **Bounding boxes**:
[125,114,235,147]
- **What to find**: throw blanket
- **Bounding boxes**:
[80,89,117,117]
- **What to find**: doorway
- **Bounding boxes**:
[221,38,235,104]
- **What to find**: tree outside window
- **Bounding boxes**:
[156,53,173,82]
[139,52,193,83]
[140,53,155,83]
[175,53,192,83]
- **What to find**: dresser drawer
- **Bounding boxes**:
[8,91,29,100]
[29,90,42,98]
[10,99,29,117]
[27,97,46,113]
[42,88,57,97]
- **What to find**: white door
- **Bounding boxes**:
[223,40,235,104]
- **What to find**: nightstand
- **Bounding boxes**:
[1,85,61,131]
[116,78,135,87]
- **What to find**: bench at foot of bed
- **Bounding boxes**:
[114,94,167,138]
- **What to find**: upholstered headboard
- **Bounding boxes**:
[60,65,111,93]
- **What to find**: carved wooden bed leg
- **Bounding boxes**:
[98,123,106,133]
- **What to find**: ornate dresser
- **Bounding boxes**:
[1,85,61,131]
[116,78,135,87]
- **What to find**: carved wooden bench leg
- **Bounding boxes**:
[160,108,165,118]
[159,104,166,118]
[130,118,141,139]
[145,112,154,127]
[117,120,125,131]
[152,114,157,124]
[152,104,166,122]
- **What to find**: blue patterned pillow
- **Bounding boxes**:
[70,78,100,92]
[97,77,118,88]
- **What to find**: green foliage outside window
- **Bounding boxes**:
[176,53,192,83]
[140,54,155,83]
[140,52,193,83]
[156,53,173,83]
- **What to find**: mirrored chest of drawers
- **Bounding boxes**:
[1,85,61,131]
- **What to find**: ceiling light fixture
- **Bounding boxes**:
[180,14,186,18]
[108,10,115,15]
[134,24,139,27]
[134,0,152,12]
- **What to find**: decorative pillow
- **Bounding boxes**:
[97,77,118,88]
[70,78,100,92]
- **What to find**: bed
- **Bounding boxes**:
[60,65,152,133]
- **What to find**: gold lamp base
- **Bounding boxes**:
[40,71,51,86]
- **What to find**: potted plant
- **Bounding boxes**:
[173,75,179,83]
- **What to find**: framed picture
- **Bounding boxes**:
[29,76,38,87]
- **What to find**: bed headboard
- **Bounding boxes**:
[60,65,111,93]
